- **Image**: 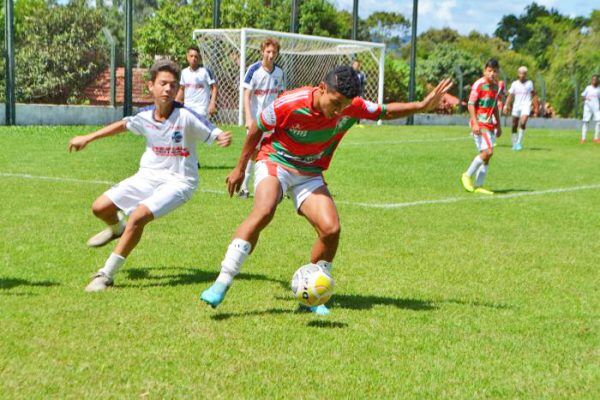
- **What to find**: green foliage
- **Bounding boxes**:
[14,0,108,103]
[382,55,411,103]
[417,44,480,99]
[298,0,348,37]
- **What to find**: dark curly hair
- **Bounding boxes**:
[149,59,181,82]
[324,65,361,99]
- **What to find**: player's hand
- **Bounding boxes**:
[419,78,453,112]
[503,106,509,115]
[472,121,481,136]
[216,131,232,147]
[208,103,217,116]
[496,125,502,138]
[68,136,89,152]
[225,167,245,197]
[245,118,254,131]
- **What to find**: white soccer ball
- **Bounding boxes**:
[291,263,334,307]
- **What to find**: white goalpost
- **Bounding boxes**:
[193,28,386,126]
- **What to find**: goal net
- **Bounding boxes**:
[193,28,385,125]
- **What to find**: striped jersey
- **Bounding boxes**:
[256,87,386,175]
[468,77,499,129]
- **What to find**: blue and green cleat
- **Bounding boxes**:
[200,282,229,308]
[299,304,331,316]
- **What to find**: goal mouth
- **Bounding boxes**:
[193,28,385,125]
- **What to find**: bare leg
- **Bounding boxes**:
[92,195,119,225]
[113,204,154,258]
[299,186,341,263]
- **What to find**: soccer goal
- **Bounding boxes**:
[193,28,385,126]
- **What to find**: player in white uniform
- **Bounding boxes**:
[68,60,232,292]
[580,75,600,143]
[176,46,218,118]
[238,38,285,199]
[503,66,538,151]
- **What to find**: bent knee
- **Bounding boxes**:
[127,207,153,227]
[92,198,113,217]
[319,220,341,239]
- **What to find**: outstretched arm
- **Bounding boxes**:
[68,120,127,152]
[381,79,453,120]
[208,84,218,115]
[225,120,264,196]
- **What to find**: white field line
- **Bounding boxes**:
[0,172,225,195]
[343,136,469,145]
[3,172,599,210]
[336,184,600,209]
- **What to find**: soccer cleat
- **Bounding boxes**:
[594,139,600,144]
[461,173,475,193]
[200,282,230,308]
[514,143,523,151]
[310,304,331,316]
[87,214,125,247]
[85,272,113,292]
[474,187,494,195]
[237,189,250,199]
[580,139,586,144]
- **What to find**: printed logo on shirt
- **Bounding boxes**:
[172,131,183,143]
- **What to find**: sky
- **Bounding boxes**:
[336,0,598,35]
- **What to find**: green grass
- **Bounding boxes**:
[0,124,598,399]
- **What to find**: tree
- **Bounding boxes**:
[365,12,410,50]
[13,0,108,103]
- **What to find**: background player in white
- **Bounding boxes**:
[176,46,218,118]
[580,74,600,144]
[238,38,285,199]
[68,60,232,292]
[503,66,538,151]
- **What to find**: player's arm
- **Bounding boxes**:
[68,120,127,152]
[175,86,184,103]
[503,93,513,115]
[208,83,218,115]
[381,79,453,120]
[493,104,502,137]
[468,103,480,135]
[225,120,264,196]
[243,88,253,129]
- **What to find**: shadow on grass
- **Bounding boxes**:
[439,298,512,309]
[199,165,236,170]
[121,267,280,288]
[210,308,294,321]
[0,277,59,290]
[492,188,532,194]
[330,294,435,311]
[306,320,348,329]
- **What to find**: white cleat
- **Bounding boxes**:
[85,272,113,292]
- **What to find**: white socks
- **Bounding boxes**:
[511,133,518,145]
[517,128,524,145]
[110,219,125,235]
[475,164,489,187]
[99,253,126,278]
[465,155,484,177]
[241,161,254,191]
[216,239,252,286]
[595,122,600,140]
[582,122,588,141]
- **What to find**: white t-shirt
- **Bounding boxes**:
[123,103,223,187]
[509,80,534,109]
[242,62,285,120]
[180,66,216,115]
[582,85,600,111]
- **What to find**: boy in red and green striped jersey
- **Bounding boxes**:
[201,66,452,315]
[461,59,502,195]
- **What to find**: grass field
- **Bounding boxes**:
[0,124,598,399]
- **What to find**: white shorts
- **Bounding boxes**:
[254,160,325,210]
[582,106,600,122]
[512,103,531,118]
[104,170,195,218]
[472,129,496,152]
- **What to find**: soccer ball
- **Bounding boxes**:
[291,263,334,307]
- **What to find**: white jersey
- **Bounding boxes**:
[123,103,223,187]
[509,79,534,110]
[180,66,216,116]
[582,85,600,112]
[242,62,285,120]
